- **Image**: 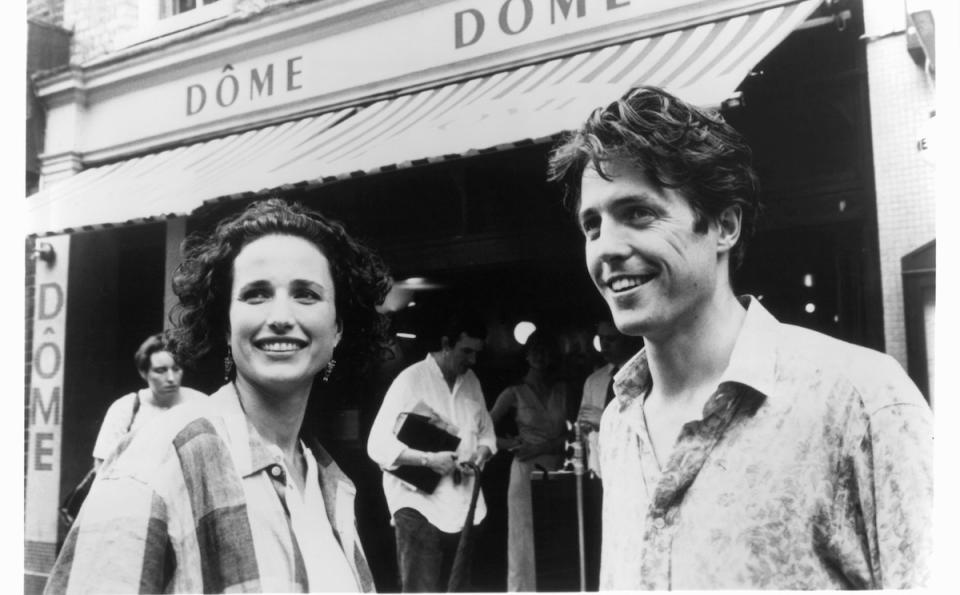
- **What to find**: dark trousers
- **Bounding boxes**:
[394,507,470,592]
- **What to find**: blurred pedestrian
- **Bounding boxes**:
[367,310,496,592]
[489,329,569,592]
[91,332,206,471]
[576,320,641,589]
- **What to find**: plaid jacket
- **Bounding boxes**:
[46,384,376,593]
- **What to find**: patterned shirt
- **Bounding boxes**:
[46,384,375,594]
[598,297,933,590]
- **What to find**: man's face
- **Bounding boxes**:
[578,161,726,343]
[447,333,484,377]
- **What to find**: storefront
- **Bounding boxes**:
[27,0,933,590]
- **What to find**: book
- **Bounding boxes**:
[388,412,461,493]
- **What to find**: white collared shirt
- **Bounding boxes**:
[367,354,497,533]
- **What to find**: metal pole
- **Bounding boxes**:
[565,421,587,591]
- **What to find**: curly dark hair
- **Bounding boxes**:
[547,85,760,269]
[170,198,393,377]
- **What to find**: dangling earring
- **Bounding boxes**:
[322,359,336,383]
[224,346,234,382]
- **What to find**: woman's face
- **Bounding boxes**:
[227,234,342,394]
[142,350,183,399]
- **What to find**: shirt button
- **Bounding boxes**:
[270,465,283,478]
[652,518,666,530]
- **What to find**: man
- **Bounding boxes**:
[576,320,643,590]
[548,86,932,589]
[578,320,644,476]
[367,311,496,592]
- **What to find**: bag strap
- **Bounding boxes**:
[126,391,141,433]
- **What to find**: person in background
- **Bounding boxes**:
[547,85,933,589]
[367,311,496,592]
[576,320,642,589]
[91,332,206,470]
[577,320,643,476]
[46,198,391,593]
[489,329,569,592]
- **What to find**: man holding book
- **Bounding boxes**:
[367,311,496,592]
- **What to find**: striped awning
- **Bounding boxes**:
[27,0,820,236]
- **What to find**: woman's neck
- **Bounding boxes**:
[233,376,310,457]
[143,387,180,409]
[524,368,552,396]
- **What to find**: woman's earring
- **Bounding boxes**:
[224,347,234,382]
[322,359,336,383]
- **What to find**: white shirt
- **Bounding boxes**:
[255,441,359,593]
[367,355,497,533]
[92,387,206,460]
[577,363,615,476]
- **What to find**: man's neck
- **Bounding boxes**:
[645,291,747,402]
[429,351,458,391]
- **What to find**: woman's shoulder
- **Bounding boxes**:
[180,386,209,401]
[101,399,228,482]
[101,390,139,420]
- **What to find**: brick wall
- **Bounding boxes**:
[63,0,140,63]
[864,5,936,368]
[62,0,309,63]
[28,0,65,26]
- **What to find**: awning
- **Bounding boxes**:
[27,0,820,236]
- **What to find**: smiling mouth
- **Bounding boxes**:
[606,273,658,293]
[254,339,307,352]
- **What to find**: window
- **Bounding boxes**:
[160,0,222,20]
[122,0,233,46]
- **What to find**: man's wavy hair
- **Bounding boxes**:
[547,85,760,269]
[170,198,393,376]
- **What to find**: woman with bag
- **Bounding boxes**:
[92,332,206,469]
[59,333,205,534]
[46,198,391,594]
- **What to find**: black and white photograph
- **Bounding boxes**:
[15,0,956,592]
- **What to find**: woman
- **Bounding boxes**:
[489,330,570,592]
[47,199,391,594]
[92,332,206,470]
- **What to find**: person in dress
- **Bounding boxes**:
[47,198,391,593]
[489,329,569,592]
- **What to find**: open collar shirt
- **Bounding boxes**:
[47,383,375,594]
[367,355,497,533]
[597,297,933,590]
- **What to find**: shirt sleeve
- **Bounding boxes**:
[366,371,413,470]
[474,384,497,455]
[854,362,933,588]
[91,394,133,461]
[46,473,171,593]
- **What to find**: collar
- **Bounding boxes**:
[425,353,464,392]
[718,296,779,398]
[611,295,780,406]
[207,382,286,478]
